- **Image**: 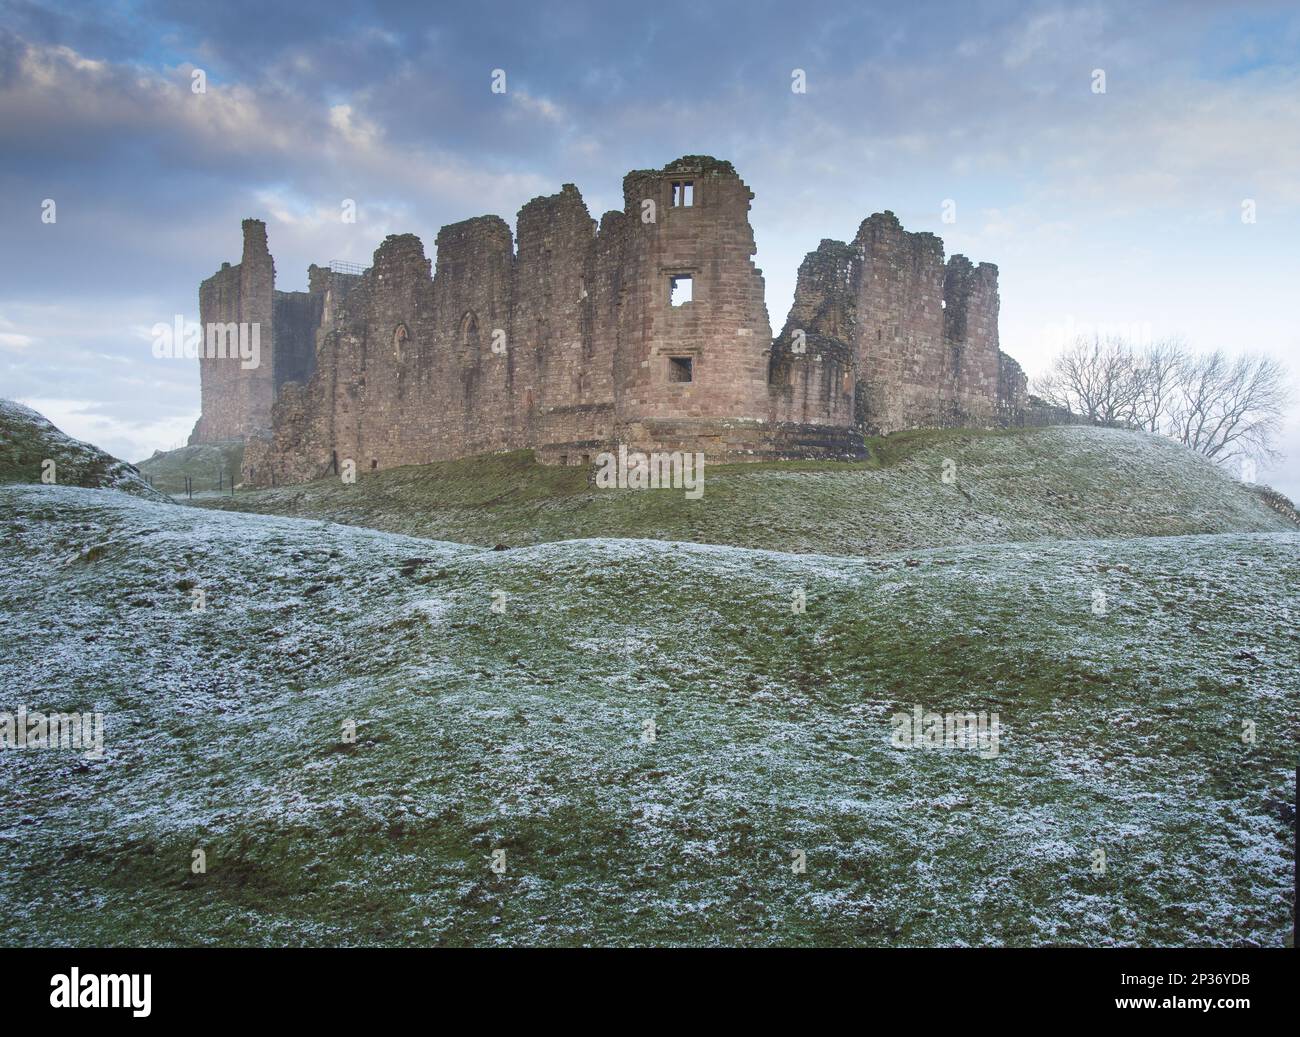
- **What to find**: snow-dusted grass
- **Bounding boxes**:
[0,399,167,502]
[1,485,1294,946]
[188,426,1296,555]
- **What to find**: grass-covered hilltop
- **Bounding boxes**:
[0,402,1295,946]
[182,425,1295,554]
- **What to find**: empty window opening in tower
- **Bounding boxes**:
[668,356,693,383]
[459,311,481,362]
[669,275,693,306]
[671,180,694,206]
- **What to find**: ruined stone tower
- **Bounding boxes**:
[774,211,1026,435]
[188,156,1027,486]
[189,219,274,443]
[611,158,777,455]
[188,218,323,445]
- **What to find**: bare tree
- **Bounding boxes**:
[1129,338,1187,433]
[1034,334,1143,425]
[1036,336,1291,468]
[1168,350,1289,465]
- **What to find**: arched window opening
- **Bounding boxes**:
[459,311,481,365]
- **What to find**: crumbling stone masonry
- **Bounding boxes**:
[188,157,1028,485]
[773,212,1027,436]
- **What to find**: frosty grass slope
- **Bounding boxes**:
[188,425,1297,554]
[1,483,1295,946]
[0,399,166,502]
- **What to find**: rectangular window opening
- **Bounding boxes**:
[671,180,694,207]
[669,275,693,306]
[668,356,693,383]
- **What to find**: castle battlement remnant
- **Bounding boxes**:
[189,156,1028,485]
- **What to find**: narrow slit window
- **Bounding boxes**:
[671,180,694,207]
[668,356,693,383]
[669,275,693,306]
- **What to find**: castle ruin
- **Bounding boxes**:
[189,156,1028,484]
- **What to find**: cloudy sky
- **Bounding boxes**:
[1,0,1298,495]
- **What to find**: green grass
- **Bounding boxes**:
[858,425,1018,468]
[0,484,1294,946]
[134,440,245,496]
[3,410,1294,947]
[186,425,1294,554]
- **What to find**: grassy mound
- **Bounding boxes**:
[0,399,168,502]
[191,426,1294,554]
[1,483,1293,946]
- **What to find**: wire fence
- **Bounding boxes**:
[142,468,241,498]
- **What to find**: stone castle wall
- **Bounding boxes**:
[194,157,1026,486]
